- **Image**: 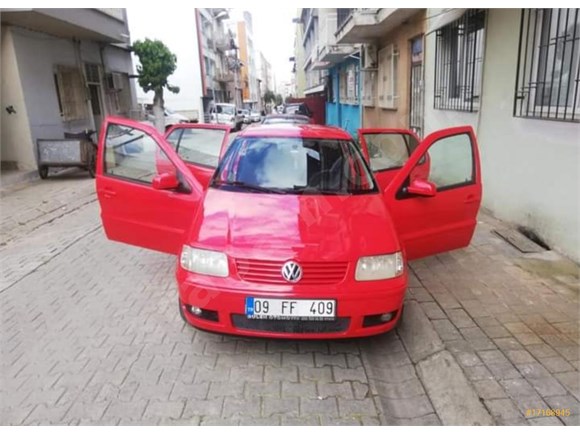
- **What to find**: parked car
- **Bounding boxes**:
[283,102,312,118]
[239,109,251,124]
[250,110,262,123]
[261,114,311,125]
[96,117,482,339]
[209,103,243,131]
[146,107,190,131]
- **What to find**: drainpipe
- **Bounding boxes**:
[358,45,363,131]
[73,38,96,132]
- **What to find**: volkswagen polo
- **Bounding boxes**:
[96,117,481,338]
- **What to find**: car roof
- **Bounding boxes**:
[238,123,353,140]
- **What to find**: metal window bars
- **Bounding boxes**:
[514,8,580,122]
[434,9,486,112]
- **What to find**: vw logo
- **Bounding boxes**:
[281,261,302,283]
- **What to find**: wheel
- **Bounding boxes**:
[87,152,96,178]
[38,165,49,179]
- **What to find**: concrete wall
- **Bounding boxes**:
[363,10,425,130]
[423,9,580,262]
[1,27,36,170]
[127,7,203,117]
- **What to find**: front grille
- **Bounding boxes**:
[231,314,350,334]
[235,259,348,285]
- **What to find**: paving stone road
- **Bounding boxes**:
[1,172,579,425]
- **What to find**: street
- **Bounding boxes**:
[1,172,578,425]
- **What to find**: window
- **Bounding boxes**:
[166,128,226,168]
[361,133,419,171]
[54,65,88,121]
[362,70,377,107]
[339,64,358,105]
[378,44,398,109]
[413,133,474,190]
[212,137,377,195]
[104,124,175,183]
[514,8,580,122]
[434,9,486,112]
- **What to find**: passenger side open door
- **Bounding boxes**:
[96,117,204,255]
[383,126,482,261]
[357,128,429,190]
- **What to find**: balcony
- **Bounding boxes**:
[335,8,418,44]
[317,43,355,67]
[215,71,234,83]
[0,8,128,43]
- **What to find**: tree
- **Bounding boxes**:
[275,94,283,106]
[263,90,276,104]
[132,38,180,132]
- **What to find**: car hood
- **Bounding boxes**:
[189,188,401,262]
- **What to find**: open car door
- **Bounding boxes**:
[165,123,230,188]
[384,126,482,261]
[357,128,429,191]
[96,116,204,255]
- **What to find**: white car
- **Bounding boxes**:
[209,103,243,131]
[250,111,262,123]
[146,108,190,130]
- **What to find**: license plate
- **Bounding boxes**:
[245,297,336,320]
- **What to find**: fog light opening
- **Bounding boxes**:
[380,312,394,323]
[190,305,203,316]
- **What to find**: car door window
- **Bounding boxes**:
[165,128,226,168]
[104,124,176,183]
[411,133,474,190]
[362,133,419,171]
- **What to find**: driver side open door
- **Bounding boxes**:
[383,126,482,261]
[96,117,204,255]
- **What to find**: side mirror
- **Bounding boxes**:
[407,179,436,197]
[152,172,179,190]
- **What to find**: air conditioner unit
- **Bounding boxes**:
[362,44,378,70]
[106,72,125,91]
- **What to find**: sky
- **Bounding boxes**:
[232,8,298,89]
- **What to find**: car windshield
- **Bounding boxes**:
[211,137,377,195]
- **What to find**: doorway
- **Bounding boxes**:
[409,36,424,137]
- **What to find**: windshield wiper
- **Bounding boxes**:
[213,180,288,194]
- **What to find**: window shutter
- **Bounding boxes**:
[56,65,88,121]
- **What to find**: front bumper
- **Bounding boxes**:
[177,269,407,339]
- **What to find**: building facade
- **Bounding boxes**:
[229,11,259,110]
[1,8,137,172]
[196,8,235,119]
[330,7,580,262]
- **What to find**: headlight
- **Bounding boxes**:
[180,245,229,277]
[355,252,404,281]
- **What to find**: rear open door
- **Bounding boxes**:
[165,123,230,188]
[96,117,204,255]
[357,128,428,190]
[383,126,482,261]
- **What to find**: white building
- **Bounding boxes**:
[1,8,137,172]
[423,8,580,262]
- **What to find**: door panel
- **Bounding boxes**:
[357,128,427,190]
[384,126,482,260]
[96,117,204,254]
[165,123,230,188]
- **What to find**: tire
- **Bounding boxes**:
[38,165,49,179]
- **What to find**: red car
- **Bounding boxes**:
[96,117,481,339]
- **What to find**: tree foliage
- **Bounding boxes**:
[132,38,180,95]
[275,94,283,106]
[263,90,276,104]
[132,38,179,131]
